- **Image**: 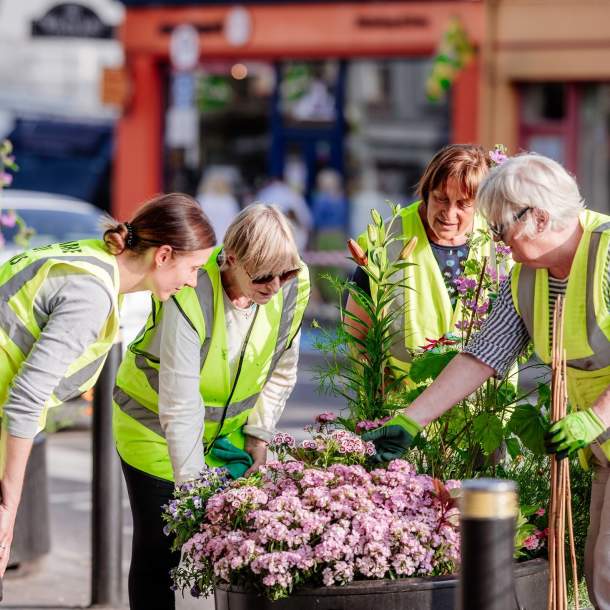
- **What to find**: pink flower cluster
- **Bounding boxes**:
[523,528,548,551]
[355,417,391,433]
[315,412,338,424]
[271,428,375,467]
[177,460,461,600]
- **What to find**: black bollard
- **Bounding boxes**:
[91,341,123,607]
[458,479,518,610]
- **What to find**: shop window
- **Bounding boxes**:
[519,82,610,214]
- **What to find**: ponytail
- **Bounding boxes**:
[102,192,216,255]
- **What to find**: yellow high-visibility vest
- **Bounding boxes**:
[0,239,120,431]
[113,247,310,481]
[511,209,610,463]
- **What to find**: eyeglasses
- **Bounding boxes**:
[489,207,532,240]
[244,266,301,285]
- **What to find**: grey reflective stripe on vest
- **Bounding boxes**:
[385,216,412,363]
[114,383,254,431]
[115,277,301,437]
[0,300,37,355]
[518,221,610,371]
[0,255,116,357]
[114,386,165,436]
[54,354,106,402]
[516,266,536,340]
[195,270,215,364]
[134,354,160,393]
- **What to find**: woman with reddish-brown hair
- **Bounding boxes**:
[0,192,216,574]
[345,144,496,454]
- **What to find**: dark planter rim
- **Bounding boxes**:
[215,557,548,597]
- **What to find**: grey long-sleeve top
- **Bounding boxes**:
[3,268,113,438]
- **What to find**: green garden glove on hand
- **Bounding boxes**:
[210,437,253,479]
[362,414,423,463]
[545,408,608,460]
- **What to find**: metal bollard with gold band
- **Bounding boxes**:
[457,479,518,610]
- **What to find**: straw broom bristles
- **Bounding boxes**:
[548,296,579,610]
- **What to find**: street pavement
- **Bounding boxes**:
[1,353,342,609]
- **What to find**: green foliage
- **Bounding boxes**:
[473,413,504,455]
[313,204,413,425]
[409,350,458,383]
[506,402,547,456]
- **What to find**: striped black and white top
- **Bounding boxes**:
[464,273,570,376]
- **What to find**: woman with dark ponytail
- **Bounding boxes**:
[0,192,216,574]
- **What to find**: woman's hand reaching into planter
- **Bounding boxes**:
[244,435,268,476]
[362,414,423,462]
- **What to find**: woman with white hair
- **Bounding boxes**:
[363,153,610,609]
[112,204,310,610]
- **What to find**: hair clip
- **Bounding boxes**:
[124,221,135,248]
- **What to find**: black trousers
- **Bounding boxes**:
[121,459,180,610]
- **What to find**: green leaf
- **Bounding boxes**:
[409,350,458,383]
[507,404,547,455]
[537,383,551,409]
[473,413,504,454]
[505,437,521,459]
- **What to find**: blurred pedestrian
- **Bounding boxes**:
[0,193,215,575]
[311,168,349,302]
[256,177,312,250]
[311,168,348,237]
[349,168,387,238]
[196,168,240,241]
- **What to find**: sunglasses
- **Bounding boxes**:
[489,207,532,240]
[245,267,300,285]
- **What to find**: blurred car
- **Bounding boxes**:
[0,190,152,427]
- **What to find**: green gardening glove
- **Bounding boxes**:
[362,414,423,463]
[210,437,253,479]
[544,408,608,460]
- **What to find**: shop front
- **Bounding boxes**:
[483,0,610,214]
[113,1,483,219]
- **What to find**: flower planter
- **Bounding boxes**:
[214,558,548,610]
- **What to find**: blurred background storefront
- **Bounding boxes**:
[112,1,483,227]
[2,0,610,232]
[483,0,610,214]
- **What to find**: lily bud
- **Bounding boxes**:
[370,208,382,227]
[347,239,368,266]
[367,224,378,245]
[399,236,418,260]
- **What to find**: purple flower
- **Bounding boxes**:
[489,144,508,166]
[495,243,512,256]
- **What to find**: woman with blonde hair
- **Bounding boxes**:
[113,203,310,610]
[0,192,216,575]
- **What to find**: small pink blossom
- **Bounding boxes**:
[315,411,337,424]
[0,211,16,228]
[523,534,541,551]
